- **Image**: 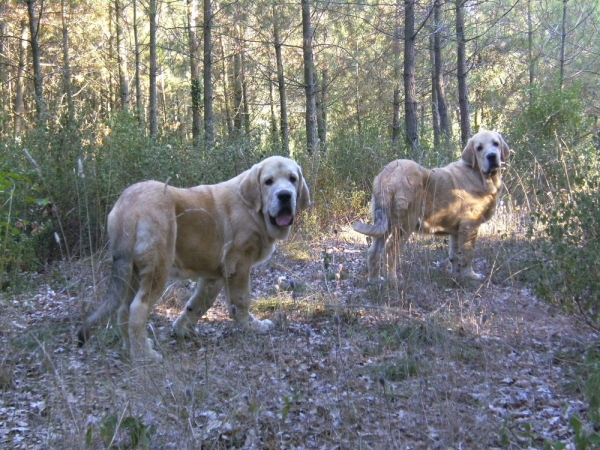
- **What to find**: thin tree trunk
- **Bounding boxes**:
[242,54,249,134]
[14,20,27,137]
[219,36,233,137]
[559,0,568,91]
[26,0,45,123]
[391,0,401,143]
[301,0,318,154]
[148,0,158,137]
[115,0,130,111]
[133,0,144,126]
[317,67,327,151]
[527,0,534,108]
[0,2,7,135]
[233,50,243,133]
[456,0,470,147]
[273,4,289,156]
[269,77,277,142]
[61,0,75,125]
[404,0,419,152]
[187,0,202,147]
[430,33,441,148]
[433,0,450,143]
[203,0,214,148]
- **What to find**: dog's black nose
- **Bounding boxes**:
[487,153,498,162]
[277,191,292,202]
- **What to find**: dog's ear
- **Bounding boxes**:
[296,168,312,212]
[461,137,477,169]
[239,163,262,212]
[497,133,511,162]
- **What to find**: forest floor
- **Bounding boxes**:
[0,212,597,449]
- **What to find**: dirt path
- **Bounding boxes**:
[0,227,595,449]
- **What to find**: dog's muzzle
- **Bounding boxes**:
[485,152,500,175]
[270,190,294,227]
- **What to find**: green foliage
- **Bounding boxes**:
[532,168,600,325]
[86,413,155,449]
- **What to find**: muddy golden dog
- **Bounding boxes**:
[78,156,311,361]
[354,131,511,283]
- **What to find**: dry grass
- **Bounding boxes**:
[0,209,595,449]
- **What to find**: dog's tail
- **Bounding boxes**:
[353,190,390,238]
[77,254,133,347]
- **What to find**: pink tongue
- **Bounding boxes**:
[276,214,293,226]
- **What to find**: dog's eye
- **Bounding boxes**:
[289,175,297,183]
[265,178,274,186]
[492,141,499,147]
[476,144,483,151]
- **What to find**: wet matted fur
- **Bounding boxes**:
[354,130,511,283]
[78,156,311,361]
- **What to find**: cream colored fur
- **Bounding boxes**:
[354,131,511,283]
[78,156,311,361]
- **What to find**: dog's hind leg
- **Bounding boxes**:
[384,228,404,285]
[128,267,168,361]
[116,274,139,353]
[172,278,224,337]
[366,236,386,282]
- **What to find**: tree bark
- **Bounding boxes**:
[317,67,327,151]
[301,0,318,154]
[391,0,401,143]
[527,0,534,108]
[61,0,75,125]
[0,2,7,135]
[233,50,243,133]
[115,0,130,111]
[148,0,158,137]
[433,0,450,144]
[187,0,202,147]
[15,20,27,136]
[203,0,214,148]
[133,0,144,126]
[404,0,419,152]
[559,0,568,91]
[273,4,289,156]
[456,0,471,147]
[430,33,441,148]
[26,0,45,123]
[219,36,233,137]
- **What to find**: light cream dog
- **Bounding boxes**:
[354,130,510,283]
[78,156,311,360]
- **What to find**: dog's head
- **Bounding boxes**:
[462,131,511,176]
[239,156,311,239]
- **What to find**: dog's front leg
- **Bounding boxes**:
[453,226,484,280]
[225,269,273,332]
[172,278,224,337]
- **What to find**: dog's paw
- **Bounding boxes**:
[171,316,198,338]
[460,269,485,281]
[242,317,274,333]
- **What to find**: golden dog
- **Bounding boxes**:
[354,130,510,282]
[78,156,311,360]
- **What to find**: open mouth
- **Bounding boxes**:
[270,208,294,227]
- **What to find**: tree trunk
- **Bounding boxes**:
[527,0,534,108]
[433,0,450,144]
[0,2,7,135]
[133,0,144,126]
[26,0,45,123]
[203,0,214,148]
[61,0,75,125]
[317,67,328,151]
[430,33,441,148]
[273,4,289,156]
[219,36,233,137]
[115,0,130,111]
[301,0,318,154]
[456,0,470,147]
[559,0,568,91]
[148,0,158,137]
[391,0,401,143]
[404,0,419,153]
[233,50,243,133]
[187,0,202,147]
[242,54,250,134]
[14,20,27,137]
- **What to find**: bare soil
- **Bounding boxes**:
[0,220,596,449]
